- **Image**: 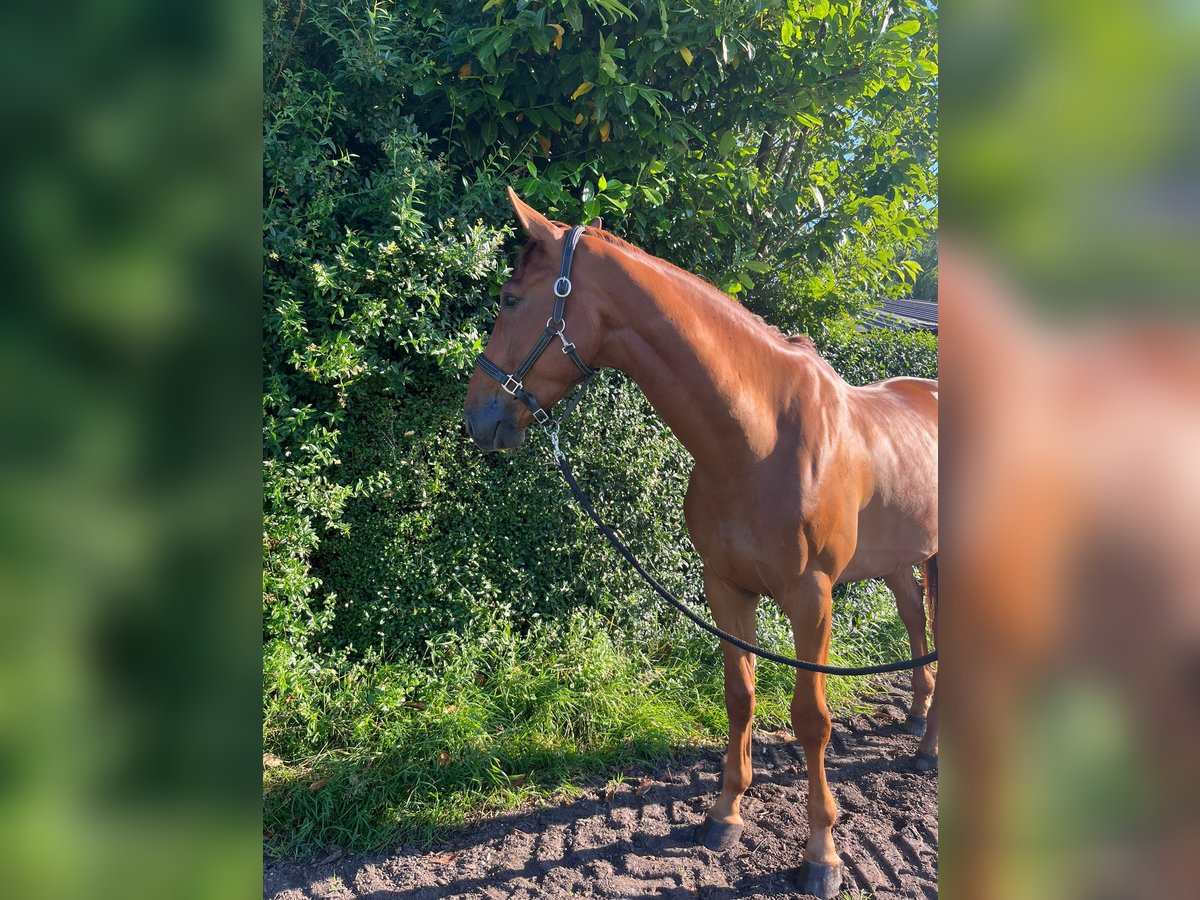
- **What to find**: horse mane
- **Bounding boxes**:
[575,223,820,355]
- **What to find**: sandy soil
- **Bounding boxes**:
[264,682,937,899]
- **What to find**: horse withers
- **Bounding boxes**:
[464,189,938,899]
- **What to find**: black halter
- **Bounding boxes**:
[475,225,596,425]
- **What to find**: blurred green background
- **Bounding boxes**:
[943,0,1200,312]
[0,0,261,898]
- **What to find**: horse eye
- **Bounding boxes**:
[501,293,520,309]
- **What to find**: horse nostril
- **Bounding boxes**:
[463,414,476,441]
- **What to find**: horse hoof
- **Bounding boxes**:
[914,750,938,772]
[694,816,743,852]
[904,714,927,737]
[796,859,844,899]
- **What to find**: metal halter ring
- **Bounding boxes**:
[501,375,522,395]
[546,316,566,335]
[553,276,572,298]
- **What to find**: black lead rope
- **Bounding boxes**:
[546,428,938,676]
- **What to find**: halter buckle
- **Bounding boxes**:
[501,374,522,395]
[532,407,550,425]
[553,276,572,298]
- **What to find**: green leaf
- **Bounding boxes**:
[888,20,921,37]
[718,130,736,157]
[598,175,608,191]
[592,0,635,21]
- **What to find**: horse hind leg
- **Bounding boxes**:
[694,571,758,852]
[915,554,938,770]
[884,563,936,738]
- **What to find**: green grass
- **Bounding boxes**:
[263,581,910,856]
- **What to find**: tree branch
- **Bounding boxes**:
[755,126,776,176]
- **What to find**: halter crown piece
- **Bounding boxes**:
[474,226,595,425]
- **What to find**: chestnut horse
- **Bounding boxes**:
[464,189,938,898]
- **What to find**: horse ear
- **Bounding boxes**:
[507,187,558,244]
[588,217,603,230]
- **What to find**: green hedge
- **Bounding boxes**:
[307,324,936,660]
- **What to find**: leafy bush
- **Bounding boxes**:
[816,318,939,384]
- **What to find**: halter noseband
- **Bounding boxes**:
[475,225,596,425]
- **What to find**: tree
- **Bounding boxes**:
[266,0,937,326]
[909,230,938,301]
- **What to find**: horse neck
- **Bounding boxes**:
[589,244,823,468]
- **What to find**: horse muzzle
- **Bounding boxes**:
[464,397,527,451]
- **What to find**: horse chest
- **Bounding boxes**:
[683,470,828,591]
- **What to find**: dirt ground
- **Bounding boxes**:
[264,682,937,899]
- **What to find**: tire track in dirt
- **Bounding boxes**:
[264,681,937,899]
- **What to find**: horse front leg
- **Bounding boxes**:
[694,570,758,852]
[780,570,844,900]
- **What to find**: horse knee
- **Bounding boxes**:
[912,663,935,698]
[725,675,755,725]
[791,695,831,746]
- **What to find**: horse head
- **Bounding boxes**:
[464,188,604,451]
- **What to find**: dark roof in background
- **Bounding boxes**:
[858,298,938,333]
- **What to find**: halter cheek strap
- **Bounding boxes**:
[475,225,596,424]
